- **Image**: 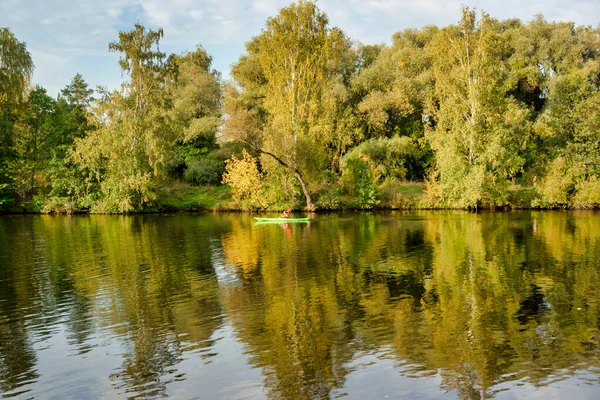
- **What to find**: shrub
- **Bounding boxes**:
[341,157,380,209]
[184,157,223,184]
[182,141,256,185]
[573,176,600,209]
[535,157,575,207]
[341,136,424,182]
[222,149,265,209]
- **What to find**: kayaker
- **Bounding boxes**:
[281,208,292,218]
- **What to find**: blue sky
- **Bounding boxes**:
[2,0,599,96]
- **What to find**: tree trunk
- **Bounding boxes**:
[258,148,316,212]
[293,169,315,211]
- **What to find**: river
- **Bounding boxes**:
[1,211,600,399]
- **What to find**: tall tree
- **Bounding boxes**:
[351,26,439,180]
[0,28,34,209]
[73,24,177,212]
[45,75,96,210]
[61,72,94,107]
[426,8,530,208]
[0,28,33,108]
[167,46,222,180]
[9,86,55,205]
[223,0,348,210]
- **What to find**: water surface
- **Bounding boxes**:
[1,211,600,399]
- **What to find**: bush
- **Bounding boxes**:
[222,150,265,209]
[573,176,600,209]
[184,157,223,184]
[341,157,380,209]
[535,157,575,207]
[41,196,78,214]
[507,186,538,208]
[0,183,13,210]
[182,141,256,185]
[341,136,425,182]
[316,185,344,210]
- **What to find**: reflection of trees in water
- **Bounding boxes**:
[0,305,38,395]
[76,215,226,397]
[220,212,600,399]
[0,215,227,398]
[1,212,600,399]
[0,217,48,395]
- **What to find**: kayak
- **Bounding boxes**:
[254,217,310,223]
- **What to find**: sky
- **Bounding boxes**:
[1,0,599,96]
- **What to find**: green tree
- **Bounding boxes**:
[61,72,94,106]
[73,24,177,212]
[426,8,531,208]
[531,27,600,206]
[8,86,55,206]
[351,27,438,179]
[44,74,96,212]
[224,0,349,211]
[0,28,34,209]
[167,46,222,181]
[0,28,33,108]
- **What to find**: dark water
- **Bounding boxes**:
[1,212,600,399]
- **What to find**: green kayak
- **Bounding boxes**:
[254,217,310,224]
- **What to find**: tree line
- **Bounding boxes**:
[1,1,599,213]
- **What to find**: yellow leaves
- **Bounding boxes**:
[573,176,600,209]
[536,157,574,207]
[222,150,264,208]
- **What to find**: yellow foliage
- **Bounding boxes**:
[222,149,264,209]
[537,157,574,207]
[573,176,600,209]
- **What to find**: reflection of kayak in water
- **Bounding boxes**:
[254,217,310,224]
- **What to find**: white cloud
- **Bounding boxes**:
[141,1,173,25]
[188,9,204,20]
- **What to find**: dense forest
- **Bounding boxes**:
[0,1,599,213]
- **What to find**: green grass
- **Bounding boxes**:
[397,182,426,198]
[378,181,427,209]
[155,182,233,212]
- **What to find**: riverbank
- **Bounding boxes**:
[2,181,597,214]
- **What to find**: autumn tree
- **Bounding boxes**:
[222,149,265,209]
[223,1,349,210]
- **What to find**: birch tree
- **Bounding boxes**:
[224,1,348,210]
[426,8,530,208]
[73,24,177,212]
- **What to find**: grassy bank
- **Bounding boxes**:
[152,182,589,212]
[153,183,235,212]
[3,182,596,214]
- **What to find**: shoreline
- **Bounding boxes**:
[2,205,598,216]
[3,182,598,215]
